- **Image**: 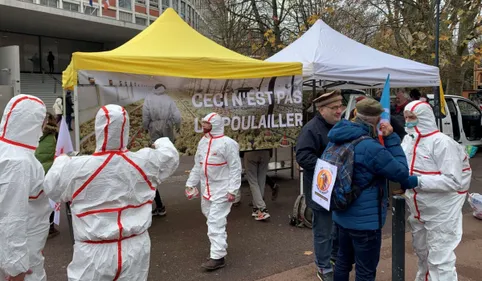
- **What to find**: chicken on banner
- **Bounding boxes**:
[378,74,391,146]
[49,116,74,225]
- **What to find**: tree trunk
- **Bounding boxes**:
[445,58,465,95]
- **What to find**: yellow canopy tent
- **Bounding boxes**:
[62,8,302,89]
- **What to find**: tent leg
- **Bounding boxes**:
[312,79,317,114]
[291,144,294,179]
[74,86,80,152]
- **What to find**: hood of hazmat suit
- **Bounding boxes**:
[0,95,51,280]
[401,101,472,281]
[142,89,182,143]
[43,104,180,281]
[186,112,242,202]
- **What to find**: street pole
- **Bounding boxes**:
[392,195,406,281]
[434,0,443,132]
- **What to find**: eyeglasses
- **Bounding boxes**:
[326,105,343,111]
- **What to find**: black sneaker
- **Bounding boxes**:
[48,228,60,239]
[317,270,333,281]
[152,207,166,217]
[201,257,226,271]
[254,208,270,221]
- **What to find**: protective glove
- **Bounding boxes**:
[185,186,200,200]
[227,193,236,202]
[401,176,419,191]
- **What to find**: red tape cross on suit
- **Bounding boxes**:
[71,149,155,281]
[0,96,44,150]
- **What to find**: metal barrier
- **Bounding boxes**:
[392,195,406,281]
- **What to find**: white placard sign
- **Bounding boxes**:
[312,159,338,211]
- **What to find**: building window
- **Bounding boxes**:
[162,0,169,10]
[119,11,133,22]
[135,17,147,25]
[118,0,132,10]
[186,5,191,24]
[63,2,79,12]
[173,0,178,11]
[180,1,185,18]
[150,19,155,25]
[84,6,99,16]
[150,0,159,9]
[135,0,146,5]
[40,0,58,8]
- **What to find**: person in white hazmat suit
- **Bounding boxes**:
[0,95,51,281]
[43,104,180,281]
[400,101,472,281]
[142,83,182,142]
[186,112,242,271]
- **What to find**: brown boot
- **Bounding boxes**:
[201,257,226,271]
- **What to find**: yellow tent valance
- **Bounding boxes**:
[62,8,302,89]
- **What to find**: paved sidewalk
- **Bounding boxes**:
[256,214,482,281]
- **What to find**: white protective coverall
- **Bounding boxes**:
[142,87,181,142]
[44,104,179,281]
[401,101,472,281]
[186,112,242,259]
[0,95,51,281]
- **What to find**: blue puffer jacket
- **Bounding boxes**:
[330,119,409,230]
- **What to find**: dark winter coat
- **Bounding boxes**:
[329,119,409,230]
[295,113,334,211]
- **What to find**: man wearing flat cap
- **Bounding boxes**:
[295,90,344,281]
[326,98,411,281]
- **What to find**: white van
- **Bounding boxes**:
[426,94,482,146]
[342,92,482,146]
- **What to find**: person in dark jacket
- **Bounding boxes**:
[34,112,59,238]
[65,91,74,131]
[296,90,343,281]
[329,99,410,281]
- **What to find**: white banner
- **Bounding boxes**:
[75,71,304,156]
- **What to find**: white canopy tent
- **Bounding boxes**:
[266,19,440,89]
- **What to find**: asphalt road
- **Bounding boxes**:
[43,150,482,281]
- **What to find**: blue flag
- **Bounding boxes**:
[380,74,391,123]
[378,74,390,145]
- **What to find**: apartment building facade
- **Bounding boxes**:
[0,0,207,74]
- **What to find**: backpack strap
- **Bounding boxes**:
[350,135,372,146]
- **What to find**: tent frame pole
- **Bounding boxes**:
[74,85,80,152]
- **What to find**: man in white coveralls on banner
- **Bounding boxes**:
[142,83,182,142]
[0,95,51,281]
[401,101,472,281]
[44,104,179,281]
[186,112,242,271]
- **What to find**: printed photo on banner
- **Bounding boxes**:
[76,71,304,156]
[312,159,337,211]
